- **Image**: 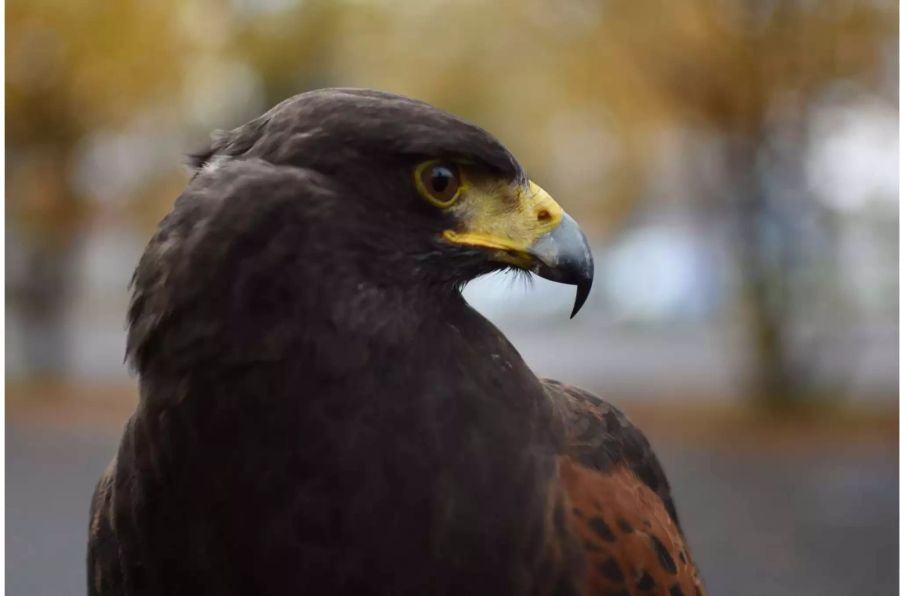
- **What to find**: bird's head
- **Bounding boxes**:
[190,88,594,317]
[408,159,593,317]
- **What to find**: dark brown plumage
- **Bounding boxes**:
[88,88,701,595]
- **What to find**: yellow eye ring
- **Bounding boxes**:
[414,160,464,208]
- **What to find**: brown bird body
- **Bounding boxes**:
[88,88,702,595]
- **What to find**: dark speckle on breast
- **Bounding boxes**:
[588,517,615,542]
[598,557,624,583]
[650,534,677,574]
[635,570,656,591]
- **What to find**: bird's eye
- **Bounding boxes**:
[414,161,461,208]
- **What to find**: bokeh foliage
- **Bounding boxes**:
[6,0,897,406]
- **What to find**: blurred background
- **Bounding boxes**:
[6,0,898,594]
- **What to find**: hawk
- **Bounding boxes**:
[88,88,703,596]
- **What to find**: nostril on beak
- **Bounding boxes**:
[537,209,551,222]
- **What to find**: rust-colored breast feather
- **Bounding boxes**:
[559,457,703,595]
[544,380,704,596]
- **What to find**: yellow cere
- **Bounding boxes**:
[441,177,564,263]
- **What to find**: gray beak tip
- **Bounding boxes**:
[529,213,595,319]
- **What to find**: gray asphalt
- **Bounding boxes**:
[7,423,898,595]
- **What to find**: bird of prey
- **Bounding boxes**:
[88,88,703,596]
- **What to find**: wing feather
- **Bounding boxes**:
[544,379,704,595]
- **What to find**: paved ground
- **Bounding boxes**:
[7,419,898,595]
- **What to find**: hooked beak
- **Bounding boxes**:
[441,178,594,318]
[527,213,594,318]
